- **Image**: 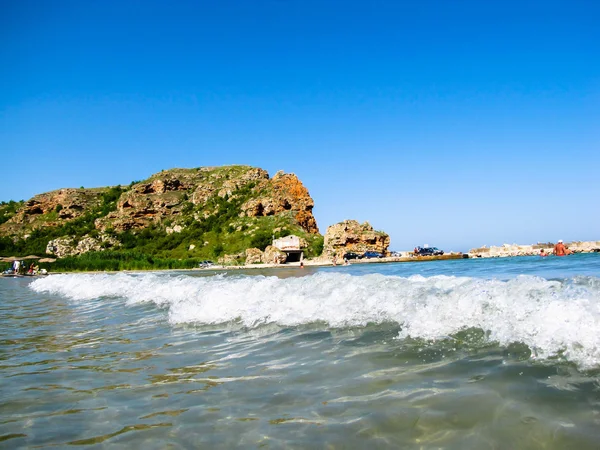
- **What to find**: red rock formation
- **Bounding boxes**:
[240,171,319,234]
[2,165,320,242]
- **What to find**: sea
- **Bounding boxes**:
[1,253,600,449]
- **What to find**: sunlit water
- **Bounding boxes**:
[2,254,600,448]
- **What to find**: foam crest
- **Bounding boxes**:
[30,272,600,369]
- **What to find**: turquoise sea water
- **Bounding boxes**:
[1,254,600,448]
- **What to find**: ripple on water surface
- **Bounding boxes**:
[0,261,599,448]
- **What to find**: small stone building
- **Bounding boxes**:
[272,235,304,263]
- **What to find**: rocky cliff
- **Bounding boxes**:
[93,167,319,234]
[0,165,322,259]
[239,171,318,234]
[94,166,271,232]
[0,188,108,237]
[323,220,390,257]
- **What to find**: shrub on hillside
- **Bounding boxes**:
[250,230,272,251]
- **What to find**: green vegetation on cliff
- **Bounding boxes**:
[0,200,24,226]
[0,186,127,256]
[49,251,205,272]
[0,166,323,271]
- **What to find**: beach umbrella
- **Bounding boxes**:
[1,256,18,262]
[22,255,42,260]
[39,258,57,263]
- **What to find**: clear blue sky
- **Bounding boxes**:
[1,0,598,252]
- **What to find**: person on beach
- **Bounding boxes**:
[540,249,548,257]
[553,240,569,256]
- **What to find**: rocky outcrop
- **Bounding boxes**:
[166,225,184,234]
[95,166,318,234]
[468,241,600,258]
[568,241,600,253]
[215,168,269,199]
[0,165,322,260]
[263,245,287,264]
[96,188,187,232]
[323,220,390,257]
[218,252,245,265]
[239,171,319,234]
[46,237,77,258]
[0,188,107,236]
[46,233,121,258]
[245,247,263,264]
[94,170,198,232]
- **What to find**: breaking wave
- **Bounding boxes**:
[30,272,600,369]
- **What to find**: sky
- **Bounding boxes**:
[1,0,598,252]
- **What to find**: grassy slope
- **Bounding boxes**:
[0,168,324,271]
[0,200,25,226]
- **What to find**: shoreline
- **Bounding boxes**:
[204,253,467,271]
[8,253,465,276]
[5,251,599,276]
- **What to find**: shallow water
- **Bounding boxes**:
[1,254,600,448]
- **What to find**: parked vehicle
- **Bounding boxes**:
[199,260,214,268]
[414,246,444,256]
[361,251,384,259]
[343,252,361,260]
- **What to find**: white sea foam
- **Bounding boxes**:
[30,272,600,369]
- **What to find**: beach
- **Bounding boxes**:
[195,253,466,271]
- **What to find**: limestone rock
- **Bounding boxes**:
[192,185,217,205]
[46,237,76,258]
[194,167,268,203]
[75,236,104,255]
[219,252,244,265]
[245,247,263,264]
[166,225,183,234]
[239,172,319,234]
[217,168,269,198]
[46,233,120,258]
[263,245,287,264]
[1,165,321,258]
[96,188,187,232]
[94,166,318,234]
[468,240,600,258]
[0,188,106,236]
[469,243,548,258]
[323,220,390,257]
[568,241,600,252]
